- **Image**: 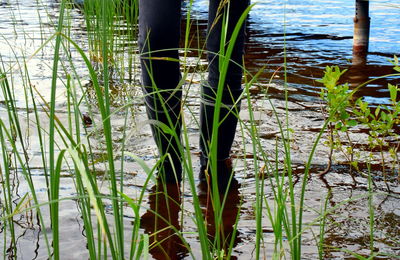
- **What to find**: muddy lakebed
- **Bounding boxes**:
[1,0,399,259]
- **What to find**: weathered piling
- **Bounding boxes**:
[352,0,370,65]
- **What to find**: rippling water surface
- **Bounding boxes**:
[0,1,399,259]
[192,0,400,103]
[1,0,399,104]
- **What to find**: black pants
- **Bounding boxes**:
[139,0,249,182]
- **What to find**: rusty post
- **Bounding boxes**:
[352,0,370,65]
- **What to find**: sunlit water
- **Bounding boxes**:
[1,0,399,106]
[192,0,400,104]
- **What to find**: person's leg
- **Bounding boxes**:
[200,0,250,186]
[139,0,183,183]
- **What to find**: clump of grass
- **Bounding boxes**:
[1,0,399,259]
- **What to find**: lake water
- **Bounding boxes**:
[0,0,399,259]
[1,0,399,105]
[192,0,400,104]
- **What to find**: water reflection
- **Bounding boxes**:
[197,178,241,259]
[140,183,188,260]
[140,178,241,260]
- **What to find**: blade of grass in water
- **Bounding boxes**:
[0,118,52,256]
[97,0,124,255]
[48,0,67,257]
[0,125,17,257]
[208,3,255,257]
[318,190,330,259]
[242,68,268,258]
[0,56,53,256]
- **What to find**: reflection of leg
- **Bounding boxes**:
[139,0,183,183]
[198,178,241,256]
[141,183,188,260]
[200,0,249,185]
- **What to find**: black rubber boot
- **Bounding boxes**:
[199,84,242,190]
[138,0,183,183]
[200,0,249,190]
[144,90,183,183]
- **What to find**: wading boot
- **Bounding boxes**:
[144,88,183,184]
[199,84,242,191]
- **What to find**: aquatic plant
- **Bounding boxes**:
[318,66,358,180]
[0,0,399,259]
[318,58,400,188]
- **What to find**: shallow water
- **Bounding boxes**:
[0,0,399,259]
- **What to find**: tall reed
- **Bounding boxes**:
[1,0,398,259]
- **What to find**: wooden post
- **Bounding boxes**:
[352,0,370,66]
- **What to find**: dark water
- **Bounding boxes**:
[190,0,400,104]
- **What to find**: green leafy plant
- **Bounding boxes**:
[318,66,357,180]
[353,83,400,183]
[318,57,400,187]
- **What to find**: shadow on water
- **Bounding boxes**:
[141,179,241,260]
[141,183,189,260]
[197,178,241,258]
